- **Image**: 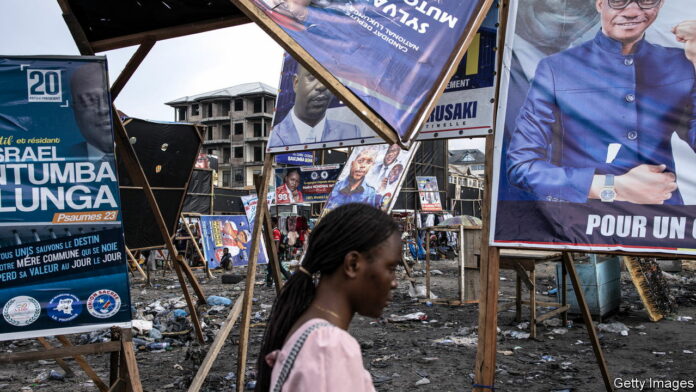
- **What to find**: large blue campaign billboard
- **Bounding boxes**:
[0,56,131,340]
[247,0,491,146]
[266,5,497,152]
[199,215,269,268]
[491,0,696,255]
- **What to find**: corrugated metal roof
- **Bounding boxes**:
[165,82,277,105]
[449,149,485,165]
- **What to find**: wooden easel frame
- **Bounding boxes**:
[423,224,479,305]
[0,328,142,392]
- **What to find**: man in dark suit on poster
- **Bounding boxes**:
[268,64,360,148]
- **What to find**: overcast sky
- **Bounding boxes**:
[0,0,484,151]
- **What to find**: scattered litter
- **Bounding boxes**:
[48,370,65,381]
[245,380,256,390]
[500,277,507,281]
[224,372,236,381]
[388,312,428,322]
[676,316,693,322]
[503,330,530,339]
[415,377,431,386]
[541,355,555,362]
[206,296,232,306]
[597,322,629,336]
[173,364,184,371]
[425,301,433,307]
[543,318,563,327]
[684,350,694,354]
[433,335,478,347]
[560,362,573,370]
[547,288,558,295]
[517,322,529,330]
[421,357,439,362]
[430,270,443,275]
[652,351,667,356]
[148,328,162,340]
[497,350,514,356]
[131,319,153,334]
[172,309,188,319]
[551,328,567,335]
[408,284,438,299]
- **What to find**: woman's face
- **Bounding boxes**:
[354,232,402,318]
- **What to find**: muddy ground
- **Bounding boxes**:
[2,259,696,392]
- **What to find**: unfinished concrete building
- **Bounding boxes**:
[166,83,276,189]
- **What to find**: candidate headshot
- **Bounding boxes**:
[71,62,114,159]
[268,62,360,147]
[506,0,696,205]
[367,144,402,186]
[276,168,304,204]
[325,148,379,209]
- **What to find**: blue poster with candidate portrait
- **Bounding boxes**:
[199,215,269,268]
[267,4,497,152]
[275,164,342,204]
[0,56,131,341]
[248,0,491,145]
[491,0,696,255]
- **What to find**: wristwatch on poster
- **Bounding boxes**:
[600,174,616,202]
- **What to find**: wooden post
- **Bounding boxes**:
[187,294,244,392]
[125,247,147,280]
[235,154,274,391]
[182,215,212,279]
[425,233,431,298]
[254,176,284,294]
[112,110,206,344]
[55,336,109,392]
[173,255,206,344]
[473,134,500,391]
[36,338,75,378]
[459,224,465,303]
[562,252,614,391]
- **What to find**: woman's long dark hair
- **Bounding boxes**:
[255,203,399,391]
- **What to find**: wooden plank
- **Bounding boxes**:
[56,0,94,55]
[235,154,273,391]
[126,247,147,279]
[182,216,212,280]
[530,269,537,338]
[90,16,251,53]
[425,237,431,298]
[255,176,283,294]
[473,134,500,392]
[562,252,614,391]
[55,336,109,392]
[187,294,244,392]
[173,256,206,344]
[36,338,75,378]
[0,342,121,364]
[110,39,155,100]
[119,329,143,392]
[513,263,534,290]
[459,225,465,303]
[536,306,571,323]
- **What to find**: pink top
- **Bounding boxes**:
[266,318,376,392]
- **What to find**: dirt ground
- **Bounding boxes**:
[2,258,696,392]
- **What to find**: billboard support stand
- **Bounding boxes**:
[235,153,274,392]
[561,252,613,390]
[111,108,206,344]
[473,134,501,392]
[181,214,214,280]
[254,176,284,296]
[0,328,142,392]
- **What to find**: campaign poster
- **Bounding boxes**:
[275,165,342,204]
[417,176,443,212]
[199,215,268,268]
[247,0,491,146]
[491,0,696,255]
[418,5,497,140]
[324,143,418,213]
[0,56,131,340]
[275,152,315,165]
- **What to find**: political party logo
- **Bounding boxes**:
[311,171,319,180]
[47,294,83,322]
[3,296,41,327]
[87,290,121,319]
